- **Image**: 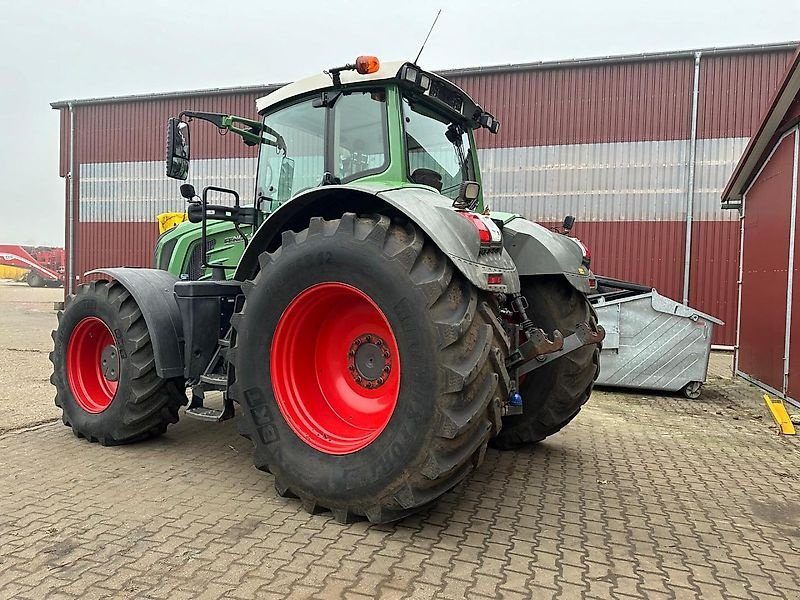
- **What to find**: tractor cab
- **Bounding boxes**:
[158,58,501,279]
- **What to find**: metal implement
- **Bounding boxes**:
[507,322,604,377]
[591,284,722,397]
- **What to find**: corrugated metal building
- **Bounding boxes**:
[52,42,798,347]
[722,48,800,406]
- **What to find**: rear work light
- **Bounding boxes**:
[456,211,503,249]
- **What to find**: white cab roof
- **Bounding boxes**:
[256,61,406,112]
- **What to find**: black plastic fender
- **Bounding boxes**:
[86,268,184,378]
[501,216,594,294]
[235,184,521,294]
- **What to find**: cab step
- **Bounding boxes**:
[184,405,233,422]
[199,373,228,388]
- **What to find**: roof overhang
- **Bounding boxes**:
[722,48,800,202]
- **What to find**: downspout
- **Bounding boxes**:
[784,128,799,396]
[734,193,745,377]
[683,51,702,305]
[67,103,75,296]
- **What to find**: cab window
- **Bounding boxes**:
[257,99,325,209]
[332,91,389,182]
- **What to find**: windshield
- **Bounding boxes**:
[402,95,475,200]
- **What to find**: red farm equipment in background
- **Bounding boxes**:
[0,244,65,287]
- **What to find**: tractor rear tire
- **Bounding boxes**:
[230,214,510,523]
[27,272,46,288]
[50,280,187,445]
[491,276,600,450]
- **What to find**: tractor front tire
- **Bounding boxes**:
[231,214,510,523]
[491,276,600,450]
[50,280,187,445]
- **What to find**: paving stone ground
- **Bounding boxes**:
[1,282,799,599]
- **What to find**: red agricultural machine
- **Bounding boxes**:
[0,244,65,287]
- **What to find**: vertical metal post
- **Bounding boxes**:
[683,52,702,305]
[783,128,799,395]
[734,194,745,377]
[67,103,76,296]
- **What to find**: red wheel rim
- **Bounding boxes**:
[271,282,401,455]
[66,317,119,413]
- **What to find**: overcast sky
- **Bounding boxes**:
[0,0,798,245]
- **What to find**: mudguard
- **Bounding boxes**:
[86,268,184,379]
[501,216,594,294]
[234,184,521,294]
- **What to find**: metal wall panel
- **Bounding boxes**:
[75,92,265,163]
[693,137,750,221]
[564,219,686,297]
[698,50,795,139]
[452,58,694,148]
[688,220,740,346]
[738,133,794,390]
[79,158,258,222]
[479,137,748,223]
[75,222,158,282]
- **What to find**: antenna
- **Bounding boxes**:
[414,9,441,65]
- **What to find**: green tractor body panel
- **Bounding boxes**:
[154,219,251,279]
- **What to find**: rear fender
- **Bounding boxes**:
[501,216,593,294]
[86,268,184,379]
[235,184,520,293]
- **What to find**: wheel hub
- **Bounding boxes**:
[348,334,391,389]
[100,344,119,381]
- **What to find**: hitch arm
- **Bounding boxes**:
[507,322,605,378]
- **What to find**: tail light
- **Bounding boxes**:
[570,238,591,267]
[456,211,503,249]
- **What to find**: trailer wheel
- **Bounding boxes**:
[50,280,187,445]
[230,214,510,523]
[27,272,46,288]
[491,276,600,450]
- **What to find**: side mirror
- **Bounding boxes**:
[165,117,190,180]
[562,215,575,232]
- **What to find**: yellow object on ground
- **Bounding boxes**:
[157,212,187,234]
[763,394,796,435]
[0,265,28,280]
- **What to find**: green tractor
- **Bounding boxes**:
[50,56,603,523]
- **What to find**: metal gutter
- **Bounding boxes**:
[67,103,75,296]
[438,41,798,77]
[51,41,798,109]
[784,128,799,395]
[683,52,702,305]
